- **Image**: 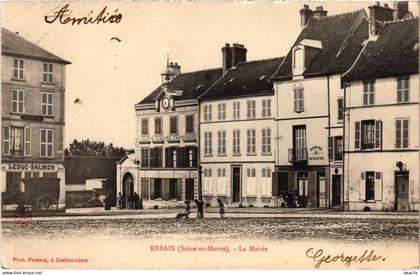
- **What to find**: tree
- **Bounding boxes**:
[65,139,133,157]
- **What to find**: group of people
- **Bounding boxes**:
[282,190,308,208]
[178,198,225,219]
[117,192,143,210]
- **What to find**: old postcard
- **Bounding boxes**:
[1,1,419,271]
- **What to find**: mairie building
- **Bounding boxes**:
[1,28,71,210]
[117,62,222,207]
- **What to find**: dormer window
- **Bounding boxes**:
[292,46,304,76]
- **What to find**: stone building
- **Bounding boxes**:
[342,4,418,211]
[117,61,222,207]
[1,28,70,210]
[271,6,369,208]
[198,43,283,207]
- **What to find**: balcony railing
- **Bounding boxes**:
[288,148,308,163]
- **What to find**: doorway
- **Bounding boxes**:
[331,175,341,207]
[185,178,194,201]
[395,171,409,211]
[232,166,241,203]
[122,173,134,197]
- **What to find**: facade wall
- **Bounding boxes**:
[1,55,67,209]
[344,75,419,211]
[274,76,332,208]
[200,95,275,206]
[126,100,200,205]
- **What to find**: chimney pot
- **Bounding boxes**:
[222,43,247,73]
[369,3,394,36]
[393,1,409,21]
[313,6,328,19]
[300,5,313,27]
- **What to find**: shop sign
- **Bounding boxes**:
[6,163,57,171]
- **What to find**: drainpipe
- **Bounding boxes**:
[327,75,331,209]
[197,101,203,201]
[342,81,348,212]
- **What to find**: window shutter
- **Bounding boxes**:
[271,171,278,197]
[359,172,365,201]
[3,126,10,155]
[176,179,182,201]
[328,136,334,161]
[162,180,170,200]
[165,148,171,167]
[363,82,368,105]
[192,147,198,167]
[141,179,149,199]
[150,148,155,168]
[375,172,383,201]
[24,127,31,156]
[355,121,361,150]
[293,89,298,112]
[375,120,382,149]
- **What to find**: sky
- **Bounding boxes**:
[2,1,418,149]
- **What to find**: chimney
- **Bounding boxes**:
[393,1,409,21]
[369,2,394,36]
[313,6,328,19]
[300,4,313,27]
[222,43,247,74]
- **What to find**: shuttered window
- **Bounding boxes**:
[363,80,375,105]
[396,118,409,149]
[3,126,10,155]
[355,121,361,150]
[397,77,409,103]
[24,127,31,156]
[294,87,304,112]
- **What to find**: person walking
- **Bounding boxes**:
[117,192,123,210]
[194,199,204,218]
[184,200,191,218]
[217,199,225,218]
[133,192,140,209]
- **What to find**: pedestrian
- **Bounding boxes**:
[184,200,191,218]
[194,199,204,218]
[128,192,134,210]
[120,193,126,209]
[117,192,122,209]
[104,191,112,211]
[217,199,225,218]
[139,196,143,209]
[133,192,140,209]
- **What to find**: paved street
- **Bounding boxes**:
[2,211,418,243]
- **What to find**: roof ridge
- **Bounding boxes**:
[236,56,283,66]
[383,16,418,25]
[313,9,363,21]
[178,67,222,75]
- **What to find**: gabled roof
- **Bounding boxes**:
[138,67,222,105]
[2,28,71,64]
[199,57,283,101]
[272,9,368,80]
[343,17,419,81]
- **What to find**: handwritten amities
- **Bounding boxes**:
[45,4,122,25]
[305,248,385,269]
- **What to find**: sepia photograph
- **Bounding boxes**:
[0,1,419,271]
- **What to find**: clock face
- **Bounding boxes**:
[162,97,170,110]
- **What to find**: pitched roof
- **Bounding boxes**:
[199,57,283,101]
[343,18,419,81]
[1,28,71,64]
[138,67,223,105]
[272,9,368,80]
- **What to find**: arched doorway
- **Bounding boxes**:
[122,173,134,207]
